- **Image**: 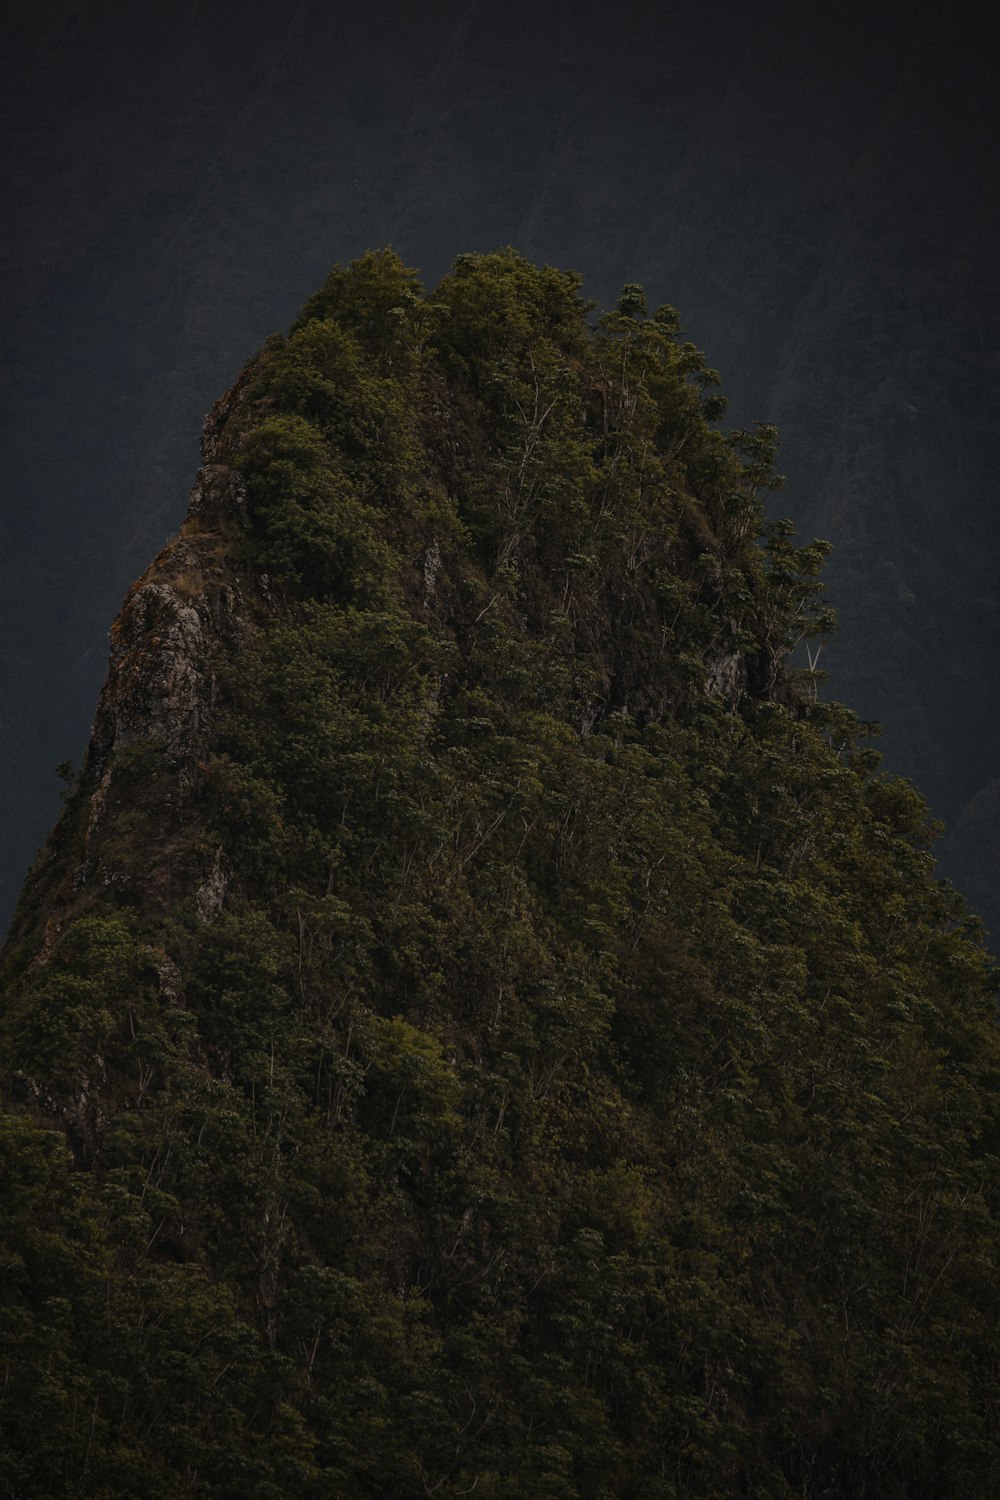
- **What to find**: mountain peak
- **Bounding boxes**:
[2,249,997,1498]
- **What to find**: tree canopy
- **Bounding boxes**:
[2,249,998,1499]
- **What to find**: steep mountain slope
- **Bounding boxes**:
[3,0,998,941]
[2,252,998,1499]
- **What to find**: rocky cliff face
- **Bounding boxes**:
[9,370,263,954]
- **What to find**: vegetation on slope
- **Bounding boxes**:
[1,250,998,1498]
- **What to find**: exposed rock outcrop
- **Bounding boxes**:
[7,375,262,939]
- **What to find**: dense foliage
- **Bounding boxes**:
[2,250,998,1498]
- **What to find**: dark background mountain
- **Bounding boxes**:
[3,0,999,934]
